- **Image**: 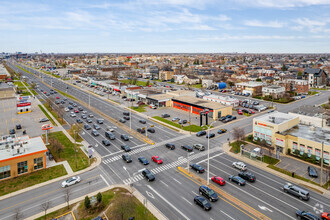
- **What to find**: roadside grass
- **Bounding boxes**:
[190,84,202,88]
[321,103,330,109]
[38,104,57,126]
[263,155,279,165]
[229,140,246,153]
[43,103,66,125]
[152,116,209,132]
[36,188,156,220]
[0,165,66,197]
[310,87,328,91]
[46,131,89,172]
[54,89,78,101]
[149,118,180,132]
[16,65,33,75]
[119,79,153,87]
[308,91,319,95]
[130,105,147,112]
[67,128,84,143]
[243,113,251,117]
[14,81,32,96]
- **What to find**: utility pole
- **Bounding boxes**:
[74,127,77,170]
[321,142,324,186]
[189,106,191,135]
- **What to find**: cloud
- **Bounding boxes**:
[293,17,329,33]
[233,0,330,8]
[243,20,285,28]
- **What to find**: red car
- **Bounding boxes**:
[56,96,60,99]
[43,91,47,94]
[211,176,226,186]
[152,156,163,164]
[322,212,329,220]
[74,109,79,113]
[237,109,243,115]
[250,110,255,114]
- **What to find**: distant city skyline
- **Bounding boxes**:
[1,0,330,53]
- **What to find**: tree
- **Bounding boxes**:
[97,192,102,203]
[30,82,37,89]
[46,97,55,111]
[84,196,91,209]
[256,78,262,82]
[170,78,174,83]
[41,201,51,219]
[50,138,63,158]
[64,188,71,209]
[112,69,120,80]
[232,127,245,141]
[281,64,288,71]
[112,195,135,220]
[57,106,65,124]
[146,80,150,87]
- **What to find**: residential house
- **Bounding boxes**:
[262,85,285,99]
[235,81,264,96]
[173,75,185,84]
[303,68,328,88]
[184,75,200,85]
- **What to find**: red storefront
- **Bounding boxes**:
[172,100,211,115]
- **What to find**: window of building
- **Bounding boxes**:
[292,142,298,153]
[0,165,11,180]
[34,157,43,170]
[17,161,28,175]
[307,146,313,157]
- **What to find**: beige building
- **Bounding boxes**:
[0,83,15,99]
[159,70,174,81]
[0,135,47,181]
[253,112,330,165]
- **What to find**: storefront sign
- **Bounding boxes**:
[276,138,284,147]
[256,122,274,129]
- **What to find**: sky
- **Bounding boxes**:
[1,0,330,53]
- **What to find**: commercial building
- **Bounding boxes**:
[171,96,232,120]
[235,81,264,96]
[17,96,31,114]
[0,135,47,181]
[203,94,239,107]
[253,112,330,165]
[0,83,15,99]
[159,70,174,81]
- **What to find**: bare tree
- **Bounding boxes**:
[57,105,65,123]
[50,138,63,158]
[111,69,120,80]
[232,127,245,142]
[64,188,71,209]
[30,82,37,89]
[13,208,23,220]
[41,201,51,219]
[111,195,135,220]
[46,97,55,111]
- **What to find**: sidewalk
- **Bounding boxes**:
[222,142,330,197]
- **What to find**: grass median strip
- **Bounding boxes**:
[43,103,65,125]
[0,165,67,197]
[46,131,89,172]
[38,104,57,126]
[54,88,78,101]
[152,116,208,132]
[130,105,147,112]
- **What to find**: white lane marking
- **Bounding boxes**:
[221,210,235,220]
[172,178,182,185]
[191,191,199,196]
[160,180,169,187]
[100,174,110,187]
[258,205,273,212]
[146,191,155,199]
[181,196,193,206]
[147,185,191,220]
[206,164,296,220]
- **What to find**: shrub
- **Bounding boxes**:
[84,196,91,209]
[97,192,102,203]
[301,153,308,160]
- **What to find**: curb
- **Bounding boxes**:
[222,143,330,196]
[28,185,168,220]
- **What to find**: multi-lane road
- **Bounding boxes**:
[1,61,329,220]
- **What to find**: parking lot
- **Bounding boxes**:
[0,97,48,138]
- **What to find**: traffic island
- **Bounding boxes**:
[177,166,271,220]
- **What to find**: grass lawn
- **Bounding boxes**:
[120,79,153,87]
[16,65,33,75]
[43,103,66,125]
[0,165,66,197]
[38,104,57,126]
[130,105,147,112]
[308,91,319,95]
[263,155,279,165]
[310,87,328,91]
[55,89,78,101]
[190,84,202,88]
[152,116,209,132]
[47,131,89,172]
[229,140,246,153]
[36,188,156,220]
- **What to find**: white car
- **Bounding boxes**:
[70,113,76,117]
[232,162,247,171]
[61,176,80,188]
[64,108,69,112]
[107,126,115,132]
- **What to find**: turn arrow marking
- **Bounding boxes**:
[258,205,273,212]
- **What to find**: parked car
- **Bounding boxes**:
[199,185,218,202]
[16,124,22,130]
[232,162,247,171]
[229,175,246,186]
[196,130,207,137]
[237,109,243,115]
[39,118,49,123]
[193,144,205,151]
[61,176,80,188]
[238,171,256,182]
[138,157,149,165]
[194,196,211,211]
[181,145,193,152]
[161,114,170,118]
[142,169,155,182]
[321,212,329,220]
[190,164,205,173]
[165,143,175,150]
[119,144,130,152]
[217,128,227,134]
[122,154,132,163]
[149,104,157,109]
[308,166,318,178]
[296,210,320,220]
[211,176,226,186]
[283,183,310,200]
[9,129,15,135]
[178,119,188,124]
[172,117,180,122]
